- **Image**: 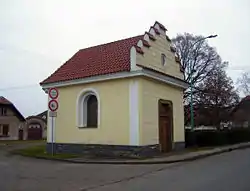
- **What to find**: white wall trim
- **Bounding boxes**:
[153,23,165,35]
[137,40,143,48]
[149,28,156,36]
[143,69,189,89]
[41,70,188,90]
[129,80,140,145]
[143,34,150,42]
[76,88,101,128]
[154,23,160,30]
[130,47,142,72]
[42,71,141,90]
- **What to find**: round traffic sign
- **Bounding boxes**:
[48,100,59,112]
[49,88,59,99]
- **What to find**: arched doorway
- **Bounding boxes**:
[158,100,173,152]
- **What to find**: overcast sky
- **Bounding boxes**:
[0,0,249,117]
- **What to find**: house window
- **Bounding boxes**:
[161,53,166,66]
[86,95,98,127]
[0,124,9,136]
[76,88,100,128]
[0,108,7,116]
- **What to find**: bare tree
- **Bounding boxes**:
[195,62,239,128]
[237,72,250,96]
[172,33,221,100]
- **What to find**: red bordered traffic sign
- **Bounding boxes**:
[48,100,59,112]
[49,88,59,99]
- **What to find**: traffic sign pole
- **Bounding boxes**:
[51,115,54,156]
[48,88,59,156]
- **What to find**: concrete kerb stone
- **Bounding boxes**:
[13,142,250,165]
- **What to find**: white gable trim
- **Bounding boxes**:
[130,47,142,71]
[149,28,156,36]
[41,70,188,90]
[153,23,165,35]
[143,34,150,42]
[137,40,143,48]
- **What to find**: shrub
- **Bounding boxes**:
[185,128,250,147]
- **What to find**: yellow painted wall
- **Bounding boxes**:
[137,34,183,80]
[54,79,130,145]
[138,77,185,145]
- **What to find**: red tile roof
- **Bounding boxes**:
[40,21,176,85]
[41,35,143,85]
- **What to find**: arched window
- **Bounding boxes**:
[76,88,100,128]
[161,53,166,66]
[86,95,98,127]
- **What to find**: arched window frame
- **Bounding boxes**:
[76,88,100,128]
[161,53,166,66]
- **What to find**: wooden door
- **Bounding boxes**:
[19,129,23,140]
[159,102,172,152]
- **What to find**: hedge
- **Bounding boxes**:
[185,128,250,147]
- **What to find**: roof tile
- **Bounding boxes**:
[41,35,143,84]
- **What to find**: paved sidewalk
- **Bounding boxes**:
[51,142,250,165]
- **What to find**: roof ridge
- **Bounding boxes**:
[78,35,143,52]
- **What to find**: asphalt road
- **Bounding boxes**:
[93,148,250,191]
[0,143,250,191]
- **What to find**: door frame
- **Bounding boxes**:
[158,99,174,152]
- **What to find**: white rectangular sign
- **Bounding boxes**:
[49,111,57,117]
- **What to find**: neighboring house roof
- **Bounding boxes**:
[26,110,48,123]
[0,96,12,105]
[40,21,181,86]
[0,96,25,121]
[26,116,46,123]
[37,110,48,118]
[231,95,250,116]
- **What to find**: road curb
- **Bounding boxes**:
[11,143,250,165]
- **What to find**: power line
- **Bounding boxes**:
[0,84,39,91]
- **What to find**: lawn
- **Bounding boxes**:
[11,145,80,159]
[0,140,46,145]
